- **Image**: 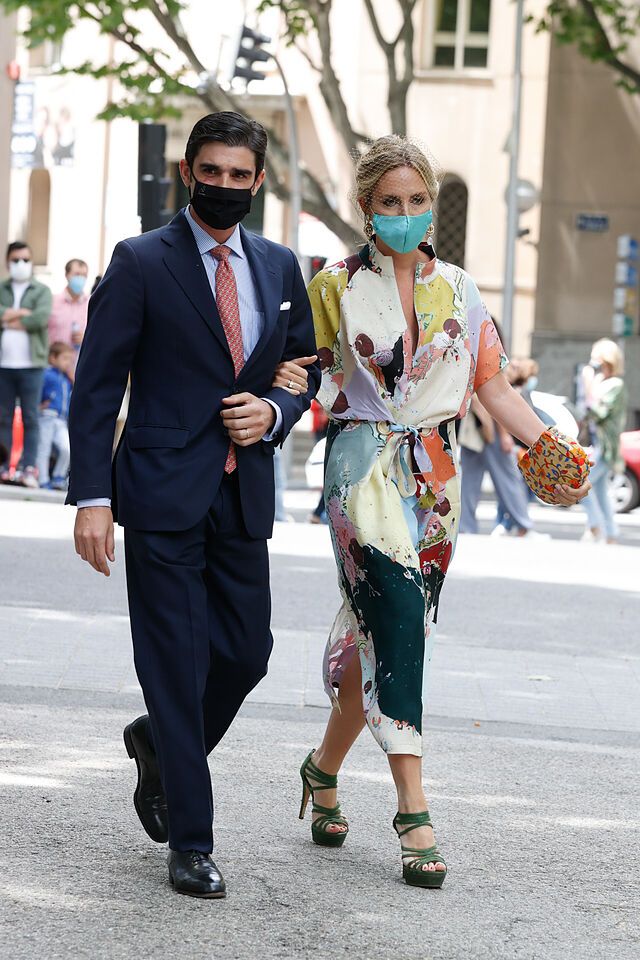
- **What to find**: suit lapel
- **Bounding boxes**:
[239,226,282,378]
[160,213,231,358]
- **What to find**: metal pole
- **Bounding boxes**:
[272,52,301,258]
[99,37,116,272]
[502,0,525,352]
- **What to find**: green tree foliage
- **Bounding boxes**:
[532,0,640,94]
[1,1,638,243]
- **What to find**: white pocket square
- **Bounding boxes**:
[279,301,291,311]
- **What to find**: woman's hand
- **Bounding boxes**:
[272,355,317,395]
[554,478,592,507]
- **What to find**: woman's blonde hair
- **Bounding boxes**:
[354,135,442,213]
[591,338,624,376]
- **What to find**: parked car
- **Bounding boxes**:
[610,430,640,514]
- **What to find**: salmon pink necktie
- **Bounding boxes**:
[211,244,245,473]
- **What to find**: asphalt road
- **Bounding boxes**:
[1,494,639,960]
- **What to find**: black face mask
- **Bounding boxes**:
[189,179,254,230]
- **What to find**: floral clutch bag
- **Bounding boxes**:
[517,428,590,504]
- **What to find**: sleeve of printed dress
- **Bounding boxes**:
[467,275,508,391]
[307,268,346,414]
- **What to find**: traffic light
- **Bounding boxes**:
[138,122,173,233]
[233,25,272,83]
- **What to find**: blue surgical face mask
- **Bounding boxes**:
[526,375,538,391]
[68,275,87,295]
[372,210,433,254]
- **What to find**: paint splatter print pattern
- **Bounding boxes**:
[308,242,507,755]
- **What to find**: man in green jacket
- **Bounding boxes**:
[0,241,52,487]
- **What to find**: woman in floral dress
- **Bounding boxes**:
[295,136,590,888]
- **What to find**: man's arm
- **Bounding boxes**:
[18,283,53,332]
[261,250,320,442]
[221,251,320,446]
[67,240,144,504]
[68,241,144,577]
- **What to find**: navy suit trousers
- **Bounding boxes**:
[124,471,272,852]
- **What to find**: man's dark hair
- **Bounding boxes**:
[65,258,88,274]
[6,241,31,260]
[185,112,268,176]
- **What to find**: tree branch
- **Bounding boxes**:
[362,0,417,135]
[576,0,640,89]
[147,0,208,75]
[314,0,367,155]
[81,3,169,77]
[362,0,392,53]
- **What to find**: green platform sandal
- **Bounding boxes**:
[299,750,349,848]
[393,811,447,889]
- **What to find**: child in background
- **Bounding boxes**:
[36,341,74,489]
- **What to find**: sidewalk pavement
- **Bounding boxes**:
[1,499,639,959]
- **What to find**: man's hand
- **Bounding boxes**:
[272,355,317,395]
[220,393,276,446]
[3,317,26,331]
[1,308,29,329]
[74,506,115,576]
[72,328,84,347]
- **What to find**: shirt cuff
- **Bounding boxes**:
[261,399,282,442]
[77,498,111,508]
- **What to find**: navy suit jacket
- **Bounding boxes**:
[66,212,320,537]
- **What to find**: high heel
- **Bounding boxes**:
[299,749,349,848]
[393,811,447,889]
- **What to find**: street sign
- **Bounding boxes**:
[615,262,638,287]
[576,213,609,233]
[612,313,634,337]
[10,81,37,169]
[613,234,638,338]
[617,235,639,261]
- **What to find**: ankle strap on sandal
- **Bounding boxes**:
[312,802,341,816]
[393,810,432,837]
[303,752,338,790]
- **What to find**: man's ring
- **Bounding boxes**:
[287,379,295,390]
[244,428,249,439]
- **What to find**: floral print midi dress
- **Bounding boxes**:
[308,242,507,757]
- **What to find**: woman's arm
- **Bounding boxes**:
[477,371,591,506]
[476,371,544,447]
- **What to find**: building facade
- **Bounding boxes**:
[1,0,638,421]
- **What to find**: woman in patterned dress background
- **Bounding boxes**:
[295,136,590,887]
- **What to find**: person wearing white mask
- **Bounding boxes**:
[0,242,53,487]
[48,258,90,352]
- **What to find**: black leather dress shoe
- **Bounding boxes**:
[123,715,168,843]
[167,850,227,899]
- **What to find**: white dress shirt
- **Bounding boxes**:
[78,207,283,509]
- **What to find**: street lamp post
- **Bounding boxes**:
[502,0,525,352]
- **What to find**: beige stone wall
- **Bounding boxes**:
[0,14,17,261]
[536,41,640,338]
[296,0,553,355]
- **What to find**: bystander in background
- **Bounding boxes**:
[48,258,89,354]
[308,398,329,524]
[0,241,52,487]
[460,357,547,539]
[579,339,627,544]
[36,341,74,490]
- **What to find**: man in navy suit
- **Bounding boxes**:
[68,112,319,898]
